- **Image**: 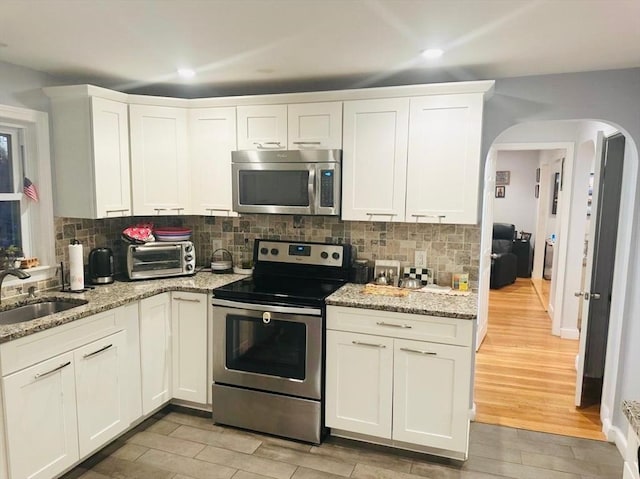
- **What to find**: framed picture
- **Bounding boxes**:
[535,184,539,198]
[552,172,560,215]
[495,185,505,198]
[535,167,540,183]
[496,170,510,185]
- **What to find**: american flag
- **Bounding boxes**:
[23,177,39,202]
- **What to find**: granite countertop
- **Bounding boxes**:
[623,400,640,437]
[0,271,246,344]
[326,283,478,319]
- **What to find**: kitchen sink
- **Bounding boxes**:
[0,299,89,326]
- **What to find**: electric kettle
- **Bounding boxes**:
[88,247,114,284]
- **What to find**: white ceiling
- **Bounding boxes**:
[3,0,640,96]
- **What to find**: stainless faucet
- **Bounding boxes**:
[0,268,31,304]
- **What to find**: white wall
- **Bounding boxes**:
[0,61,61,111]
[494,150,539,241]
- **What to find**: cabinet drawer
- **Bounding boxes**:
[0,307,123,376]
[327,306,472,346]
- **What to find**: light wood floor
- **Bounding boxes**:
[531,277,551,311]
[474,278,604,440]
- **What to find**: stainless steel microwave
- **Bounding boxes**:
[231,149,341,215]
[126,241,196,280]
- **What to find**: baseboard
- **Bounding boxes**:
[470,403,477,421]
[560,327,580,340]
[604,420,627,457]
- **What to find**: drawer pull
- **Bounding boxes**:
[174,297,201,303]
[376,321,412,329]
[366,213,397,217]
[292,141,321,145]
[400,347,437,356]
[83,344,113,359]
[34,361,71,379]
[352,341,386,348]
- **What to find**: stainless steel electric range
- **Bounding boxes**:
[211,239,352,444]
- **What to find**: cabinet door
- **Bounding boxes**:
[189,107,238,216]
[140,293,172,415]
[91,97,132,217]
[129,104,190,215]
[393,339,471,453]
[342,98,409,222]
[171,292,208,403]
[237,104,287,150]
[325,330,393,438]
[288,102,342,149]
[75,330,128,457]
[406,94,483,224]
[2,352,79,479]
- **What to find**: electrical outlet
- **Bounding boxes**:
[414,250,427,268]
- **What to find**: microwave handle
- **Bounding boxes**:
[308,167,316,212]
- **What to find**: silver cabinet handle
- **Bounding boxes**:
[254,142,282,150]
[376,321,412,329]
[172,208,184,214]
[411,214,446,220]
[154,208,167,214]
[106,208,129,215]
[174,296,201,303]
[352,341,386,348]
[366,213,397,217]
[34,361,71,379]
[293,141,321,145]
[400,347,437,356]
[206,208,231,214]
[83,344,113,359]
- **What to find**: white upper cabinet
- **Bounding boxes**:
[48,96,132,218]
[129,104,190,215]
[288,102,342,149]
[189,107,238,216]
[237,104,287,150]
[406,94,484,224]
[342,98,409,222]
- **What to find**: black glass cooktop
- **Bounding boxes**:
[213,275,345,308]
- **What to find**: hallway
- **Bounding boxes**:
[474,278,604,440]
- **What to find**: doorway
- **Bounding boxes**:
[475,120,633,442]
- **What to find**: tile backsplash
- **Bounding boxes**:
[55,215,480,287]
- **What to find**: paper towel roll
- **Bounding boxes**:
[69,241,84,291]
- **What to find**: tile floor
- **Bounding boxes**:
[63,408,623,479]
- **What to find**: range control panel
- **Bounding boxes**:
[256,240,345,267]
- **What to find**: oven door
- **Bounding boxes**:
[212,300,322,399]
[127,244,184,278]
[232,162,315,215]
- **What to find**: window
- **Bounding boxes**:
[0,128,25,256]
[0,104,55,282]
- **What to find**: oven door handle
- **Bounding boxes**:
[211,298,322,316]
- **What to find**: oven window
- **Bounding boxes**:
[226,314,306,380]
[239,170,310,206]
[132,246,182,272]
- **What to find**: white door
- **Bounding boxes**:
[91,97,132,217]
[393,339,471,454]
[477,148,497,349]
[2,352,79,479]
[171,292,208,404]
[189,107,238,216]
[288,102,342,149]
[140,293,172,414]
[342,98,409,222]
[129,104,189,215]
[75,330,128,457]
[406,94,483,224]
[237,104,287,150]
[325,330,393,438]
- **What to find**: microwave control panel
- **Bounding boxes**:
[320,170,335,208]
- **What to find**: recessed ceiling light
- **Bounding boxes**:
[421,48,444,59]
[177,68,196,79]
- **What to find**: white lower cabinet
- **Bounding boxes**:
[325,306,473,459]
[624,424,640,479]
[2,352,79,479]
[75,330,128,457]
[171,292,208,403]
[140,293,172,414]
[0,306,137,479]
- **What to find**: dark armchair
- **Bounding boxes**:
[490,223,518,289]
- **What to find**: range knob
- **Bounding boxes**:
[332,252,340,260]
[185,254,193,262]
[186,264,193,271]
[270,248,279,256]
[260,247,269,255]
[184,244,193,253]
[320,251,329,259]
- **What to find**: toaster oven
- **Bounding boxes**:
[126,241,196,280]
